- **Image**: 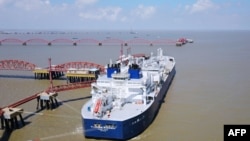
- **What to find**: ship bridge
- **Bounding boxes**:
[111,73,130,80]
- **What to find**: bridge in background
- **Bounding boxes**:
[0,38,176,46]
[0,59,105,72]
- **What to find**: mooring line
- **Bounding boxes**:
[56,98,81,115]
[22,111,81,119]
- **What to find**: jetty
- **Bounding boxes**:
[0,58,102,130]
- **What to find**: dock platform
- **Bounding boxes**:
[1,107,25,130]
[38,92,59,110]
[65,68,99,83]
[33,68,63,79]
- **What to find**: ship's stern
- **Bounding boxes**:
[83,118,125,140]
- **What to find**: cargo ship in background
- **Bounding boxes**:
[81,47,176,140]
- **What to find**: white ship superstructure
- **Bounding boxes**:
[81,48,176,140]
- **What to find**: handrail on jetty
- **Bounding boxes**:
[0,81,94,121]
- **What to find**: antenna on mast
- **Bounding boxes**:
[120,43,123,63]
[48,58,53,92]
[127,47,131,56]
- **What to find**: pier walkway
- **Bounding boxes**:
[0,58,102,130]
[0,80,94,130]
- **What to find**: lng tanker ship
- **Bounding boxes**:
[81,48,176,140]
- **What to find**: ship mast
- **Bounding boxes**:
[120,43,123,64]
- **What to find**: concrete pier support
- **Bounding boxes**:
[176,42,182,46]
[51,71,63,79]
[38,92,59,110]
[34,72,49,79]
[0,107,25,130]
[1,115,4,129]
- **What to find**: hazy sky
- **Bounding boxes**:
[0,0,249,30]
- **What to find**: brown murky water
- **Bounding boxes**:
[1,30,250,141]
